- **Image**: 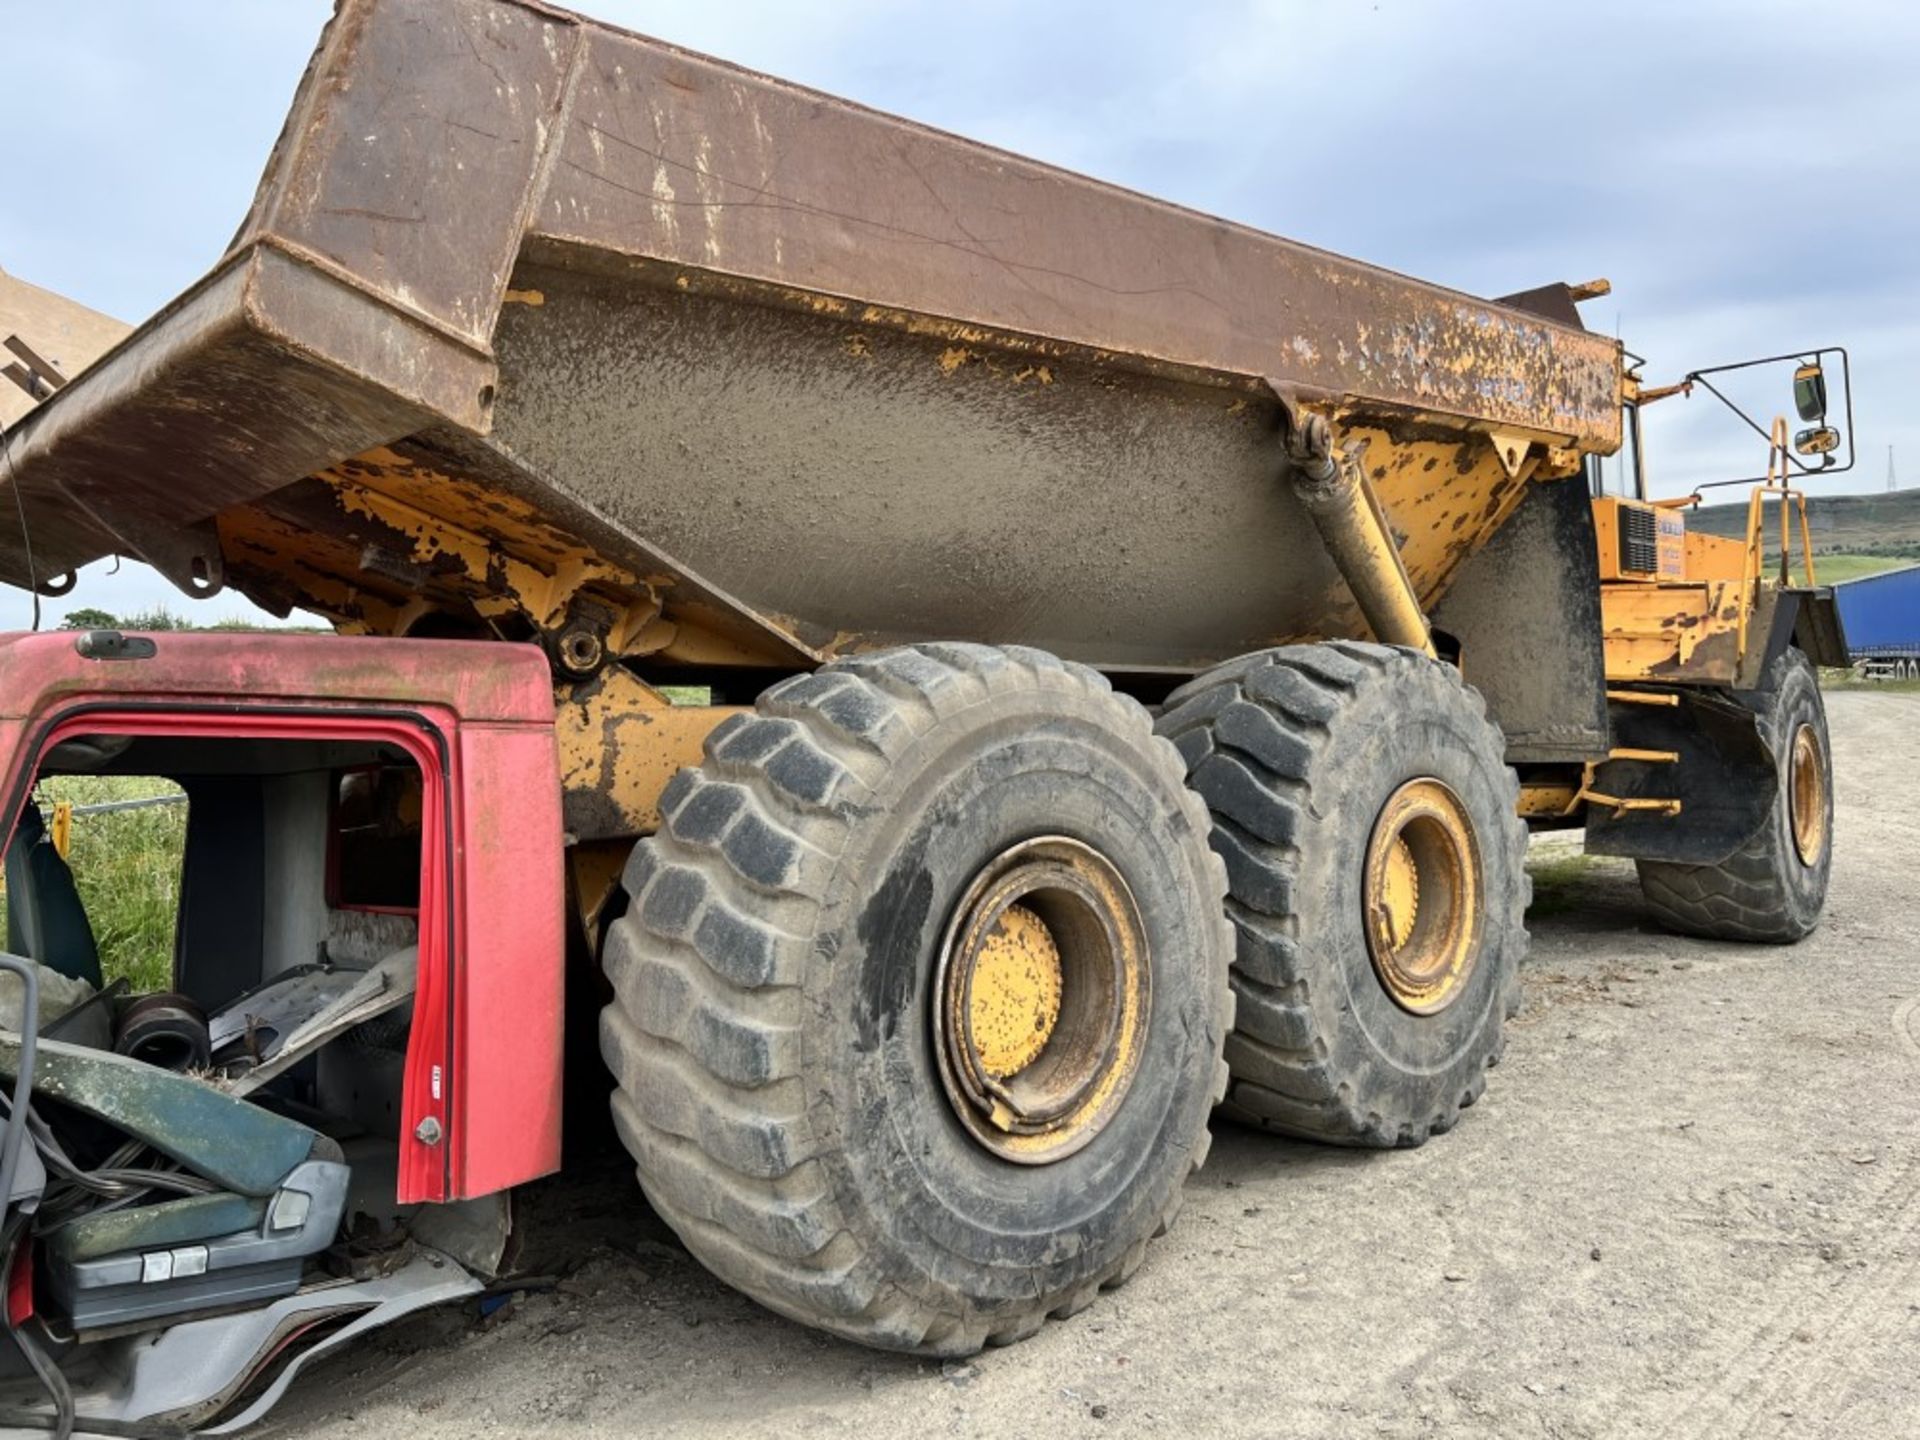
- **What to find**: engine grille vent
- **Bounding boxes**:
[1619,504,1660,575]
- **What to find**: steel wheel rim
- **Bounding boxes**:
[932,836,1150,1165]
[1789,722,1829,867]
[1363,779,1484,1016]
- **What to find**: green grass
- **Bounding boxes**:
[1803,553,1912,584]
[1826,674,1920,693]
[1525,850,1609,919]
[0,776,186,992]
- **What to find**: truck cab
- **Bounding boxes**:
[0,629,564,1429]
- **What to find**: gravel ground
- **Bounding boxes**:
[265,689,1920,1439]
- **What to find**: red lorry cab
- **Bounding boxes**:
[0,629,566,1204]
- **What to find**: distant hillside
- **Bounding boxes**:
[1688,488,1920,574]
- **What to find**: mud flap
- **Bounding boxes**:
[1429,472,1610,764]
[1787,587,1848,670]
[1584,690,1776,866]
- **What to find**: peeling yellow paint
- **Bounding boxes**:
[331,476,634,629]
[212,443,710,653]
[1600,580,1743,684]
[555,667,745,836]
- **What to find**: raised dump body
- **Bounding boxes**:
[0,0,1621,682]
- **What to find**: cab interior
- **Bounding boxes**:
[0,728,448,1342]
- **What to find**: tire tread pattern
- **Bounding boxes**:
[1637,648,1829,943]
[1157,641,1529,1148]
[601,644,1233,1355]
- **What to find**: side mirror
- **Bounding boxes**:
[1793,362,1828,423]
[1793,425,1841,462]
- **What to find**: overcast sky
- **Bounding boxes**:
[2,0,1915,629]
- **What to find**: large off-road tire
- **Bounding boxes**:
[1637,648,1832,942]
[600,644,1232,1355]
[1156,642,1528,1148]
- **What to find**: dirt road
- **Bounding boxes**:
[268,690,1920,1439]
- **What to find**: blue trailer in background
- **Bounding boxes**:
[1833,563,1920,679]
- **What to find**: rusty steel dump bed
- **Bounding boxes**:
[0,0,1622,673]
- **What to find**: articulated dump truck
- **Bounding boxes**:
[0,0,1849,1428]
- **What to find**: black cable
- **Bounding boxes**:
[0,1407,185,1439]
[20,1113,213,1240]
[6,1314,74,1440]
[1,434,41,632]
[0,966,239,1436]
[72,1169,212,1198]
[0,956,40,1244]
[0,1219,186,1440]
[0,954,65,1440]
[0,1217,73,1440]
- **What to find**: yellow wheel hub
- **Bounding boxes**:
[933,837,1151,1165]
[1363,778,1483,1016]
[1789,722,1829,867]
[966,904,1063,1079]
[1378,836,1421,951]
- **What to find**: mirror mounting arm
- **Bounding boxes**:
[1636,379,1695,406]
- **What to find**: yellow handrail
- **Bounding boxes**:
[1738,417,1818,663]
